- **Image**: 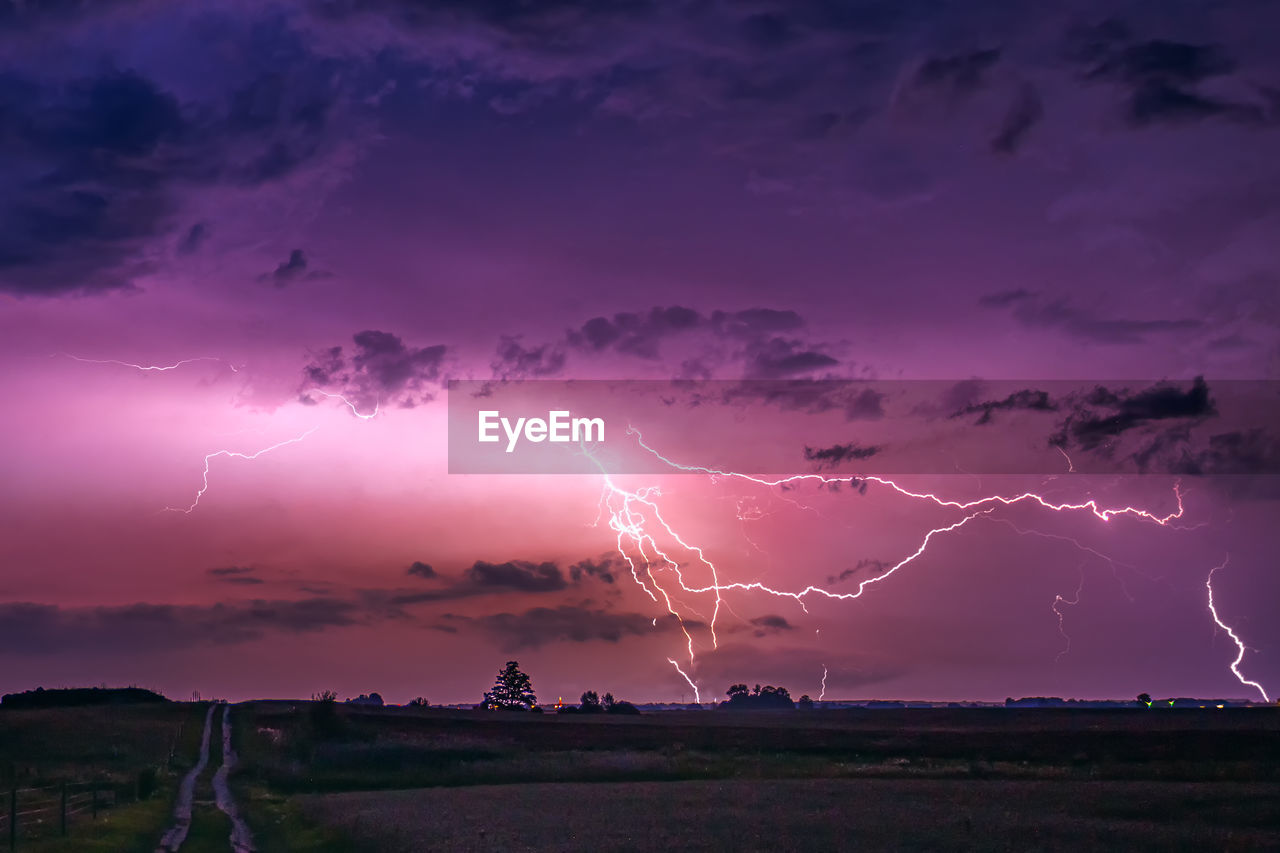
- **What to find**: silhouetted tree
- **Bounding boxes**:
[408,697,429,707]
[308,689,344,736]
[580,690,603,713]
[484,661,537,710]
[607,700,640,715]
[602,692,615,710]
[1137,693,1152,707]
[721,683,795,710]
[798,694,815,710]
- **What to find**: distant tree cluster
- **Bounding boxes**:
[1,686,168,709]
[719,683,795,710]
[558,690,641,715]
[345,692,384,706]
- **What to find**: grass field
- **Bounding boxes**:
[2,701,1278,850]
[301,777,1280,852]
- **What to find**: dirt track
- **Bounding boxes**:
[155,704,215,852]
[155,703,255,852]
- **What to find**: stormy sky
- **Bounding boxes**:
[1,0,1278,704]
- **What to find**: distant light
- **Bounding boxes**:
[1217,704,1225,709]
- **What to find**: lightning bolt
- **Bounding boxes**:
[58,353,239,373]
[1205,556,1269,702]
[163,428,320,514]
[589,427,1189,701]
[629,427,1185,526]
[307,390,380,420]
[818,665,828,702]
[668,659,701,704]
[1051,567,1085,664]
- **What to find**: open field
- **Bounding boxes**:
[241,704,1280,791]
[2,701,1279,850]
[303,777,1280,852]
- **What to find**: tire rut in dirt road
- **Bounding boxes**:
[155,703,215,852]
[213,704,256,853]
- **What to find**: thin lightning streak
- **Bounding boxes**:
[818,665,828,702]
[59,353,236,372]
[668,659,700,704]
[985,516,1137,601]
[1056,446,1075,473]
[309,390,380,420]
[628,427,1185,526]
[1205,556,1269,702]
[1051,567,1085,664]
[163,428,320,514]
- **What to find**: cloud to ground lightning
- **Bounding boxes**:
[1205,556,1270,702]
[592,426,1193,701]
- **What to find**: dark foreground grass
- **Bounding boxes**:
[240,703,1280,792]
[5,702,1279,850]
[302,777,1280,852]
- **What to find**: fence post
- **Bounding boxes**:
[8,786,15,852]
[60,782,67,837]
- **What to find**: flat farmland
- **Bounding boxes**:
[302,777,1280,852]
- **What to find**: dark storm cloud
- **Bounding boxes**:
[950,388,1055,425]
[746,614,794,636]
[990,83,1043,154]
[560,305,837,379]
[0,597,360,655]
[472,605,667,650]
[301,330,448,409]
[1069,23,1271,127]
[407,560,436,579]
[0,0,139,32]
[1052,376,1215,451]
[567,305,703,359]
[569,555,619,585]
[1174,428,1280,475]
[717,380,883,422]
[908,49,1002,98]
[468,560,567,592]
[979,289,1201,344]
[491,336,566,379]
[176,222,209,255]
[388,554,621,606]
[743,337,839,379]
[261,249,329,286]
[803,441,880,469]
[207,565,265,586]
[0,69,184,295]
[0,14,358,296]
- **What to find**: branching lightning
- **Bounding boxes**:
[593,426,1190,701]
[1205,556,1269,702]
[164,428,320,514]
